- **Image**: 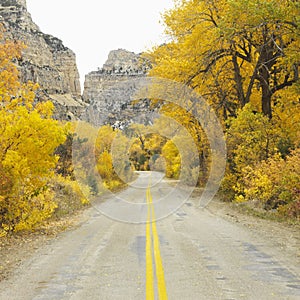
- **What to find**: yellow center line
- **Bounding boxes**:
[146,180,168,300]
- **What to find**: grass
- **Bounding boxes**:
[229,201,300,227]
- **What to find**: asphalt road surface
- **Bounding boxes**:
[0,172,299,299]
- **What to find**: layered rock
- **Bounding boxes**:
[83,49,156,127]
[0,0,84,119]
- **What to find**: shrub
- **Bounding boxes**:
[242,149,300,217]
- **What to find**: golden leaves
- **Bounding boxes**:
[0,28,67,232]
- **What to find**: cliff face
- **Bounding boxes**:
[0,0,84,119]
[83,49,155,127]
[0,2,156,123]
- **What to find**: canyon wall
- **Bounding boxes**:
[0,0,84,119]
[83,49,156,127]
[1,1,157,124]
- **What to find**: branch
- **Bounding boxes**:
[186,50,232,85]
[234,50,252,62]
[271,66,299,94]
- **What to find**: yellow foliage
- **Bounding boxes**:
[241,150,300,215]
[226,104,280,171]
[95,125,117,155]
[128,124,168,172]
[148,0,300,216]
[97,150,114,181]
[147,0,299,119]
[10,190,57,232]
[162,140,181,179]
[50,175,90,218]
[222,102,300,208]
[71,124,132,192]
[0,30,66,232]
[273,88,300,149]
[235,195,246,203]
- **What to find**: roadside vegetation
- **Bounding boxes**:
[145,0,300,220]
[0,0,299,236]
[0,28,132,236]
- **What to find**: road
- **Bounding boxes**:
[0,172,299,299]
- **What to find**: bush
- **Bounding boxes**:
[242,149,300,217]
[50,176,90,219]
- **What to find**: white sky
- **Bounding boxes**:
[26,0,174,88]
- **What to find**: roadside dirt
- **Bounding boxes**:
[0,194,299,283]
[0,212,86,282]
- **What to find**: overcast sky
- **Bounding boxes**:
[26,0,174,88]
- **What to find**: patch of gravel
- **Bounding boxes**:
[0,212,86,282]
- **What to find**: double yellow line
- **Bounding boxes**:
[146,184,168,300]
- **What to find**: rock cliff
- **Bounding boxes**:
[83,49,156,127]
[0,0,84,119]
[1,1,157,123]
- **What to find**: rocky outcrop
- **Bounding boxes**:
[102,49,149,74]
[0,0,84,120]
[83,49,156,127]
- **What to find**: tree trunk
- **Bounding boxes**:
[258,37,273,119]
[232,55,246,106]
[261,84,272,119]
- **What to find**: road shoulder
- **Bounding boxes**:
[203,196,300,268]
